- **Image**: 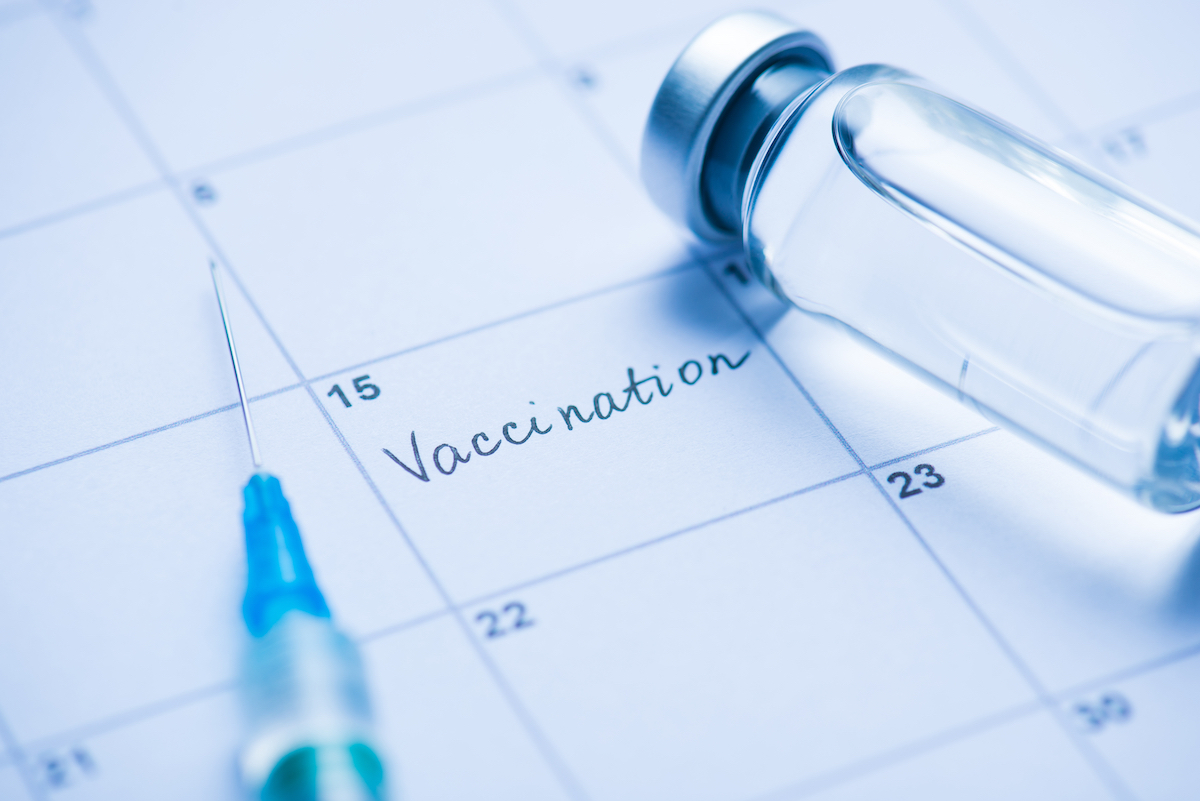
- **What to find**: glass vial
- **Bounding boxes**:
[642,12,1200,512]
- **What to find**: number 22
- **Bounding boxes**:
[475,601,535,639]
[887,464,945,499]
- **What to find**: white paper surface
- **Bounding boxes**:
[2,1,1200,799]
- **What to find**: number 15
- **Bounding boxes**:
[328,375,381,408]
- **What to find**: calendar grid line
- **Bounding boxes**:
[866,427,1001,470]
[491,0,641,187]
[1087,87,1200,138]
[703,265,1139,801]
[746,700,1046,801]
[765,633,1200,801]
[862,479,1137,800]
[303,255,706,384]
[172,64,546,185]
[545,13,701,65]
[0,381,302,486]
[351,607,450,645]
[0,177,165,242]
[44,6,176,189]
[1053,637,1200,702]
[0,402,234,485]
[455,468,868,610]
[21,681,236,759]
[0,708,43,801]
[488,0,557,72]
[0,61,539,244]
[18,610,453,757]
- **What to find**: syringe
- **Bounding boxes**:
[209,261,389,801]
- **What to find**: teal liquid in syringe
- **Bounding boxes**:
[239,474,386,801]
[210,262,389,801]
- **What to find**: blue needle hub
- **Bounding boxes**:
[241,473,331,638]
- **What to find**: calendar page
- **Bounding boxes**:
[3,1,1200,799]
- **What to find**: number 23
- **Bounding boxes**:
[887,464,945,499]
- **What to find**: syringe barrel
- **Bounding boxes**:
[740,65,1200,511]
[641,12,1200,511]
[240,611,386,801]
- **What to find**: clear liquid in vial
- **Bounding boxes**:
[744,66,1200,511]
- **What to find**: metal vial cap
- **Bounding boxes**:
[640,11,833,240]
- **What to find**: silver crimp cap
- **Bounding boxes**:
[640,11,832,240]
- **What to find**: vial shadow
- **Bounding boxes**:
[1166,523,1200,623]
[883,427,1200,666]
[655,253,791,338]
